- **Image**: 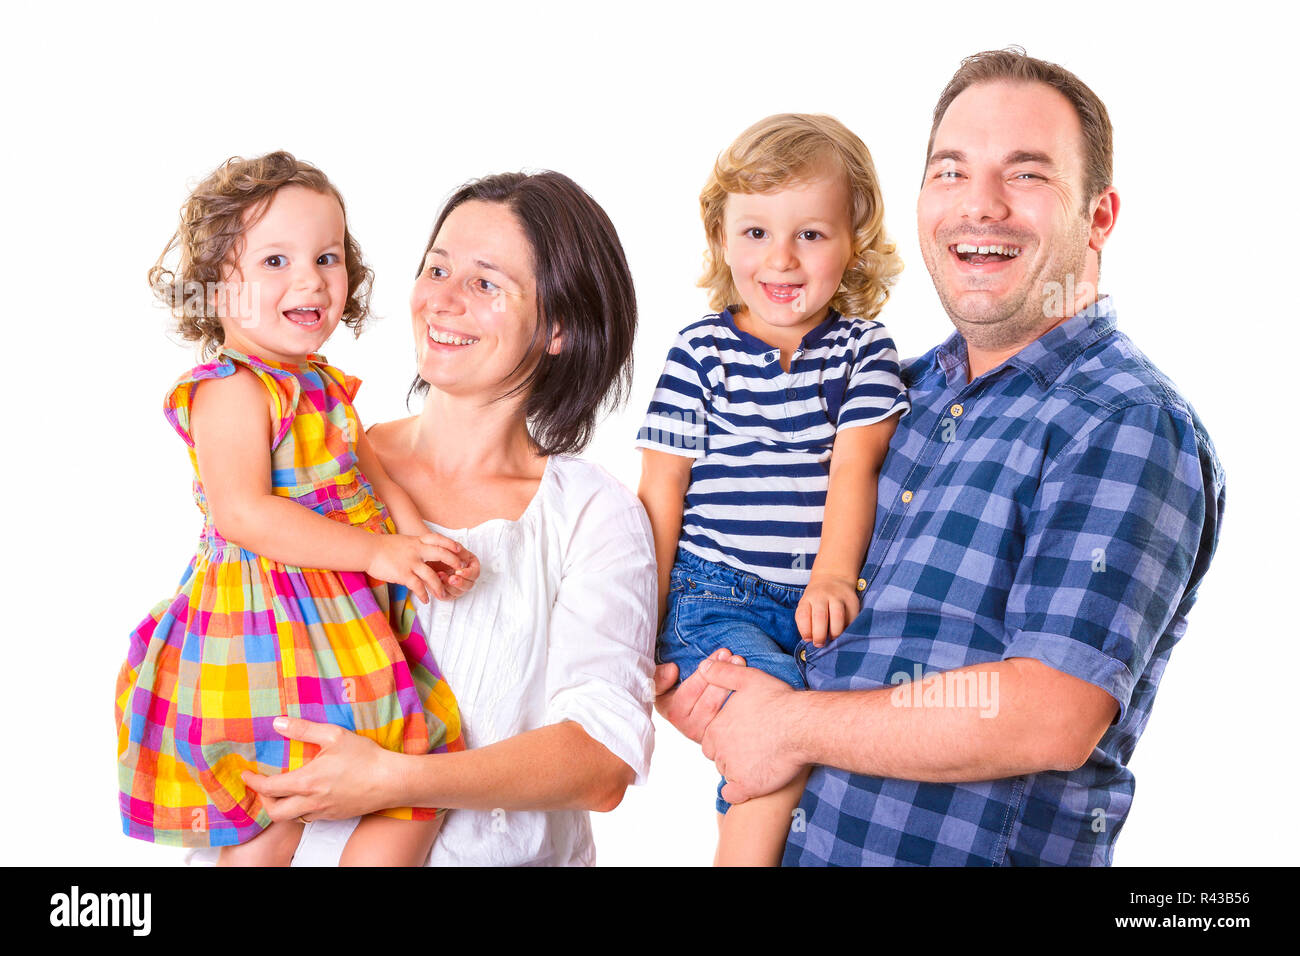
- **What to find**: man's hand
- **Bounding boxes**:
[695,657,806,805]
[795,572,860,647]
[653,649,746,743]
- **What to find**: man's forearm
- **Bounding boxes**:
[786,658,1117,783]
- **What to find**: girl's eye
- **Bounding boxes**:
[800,230,823,241]
[317,252,340,265]
[745,227,767,240]
[263,255,285,268]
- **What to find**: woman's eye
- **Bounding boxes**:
[473,278,499,294]
[263,255,285,268]
[317,252,340,265]
[426,265,448,279]
[745,228,766,240]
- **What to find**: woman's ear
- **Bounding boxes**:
[546,322,564,356]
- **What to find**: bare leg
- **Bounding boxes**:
[339,813,444,867]
[217,820,305,867]
[713,767,810,867]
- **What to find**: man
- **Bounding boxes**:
[655,48,1226,866]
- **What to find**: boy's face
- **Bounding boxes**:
[721,167,854,341]
[218,185,349,364]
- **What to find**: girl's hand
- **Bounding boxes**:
[795,573,860,647]
[436,549,481,600]
[241,717,403,822]
[366,533,465,603]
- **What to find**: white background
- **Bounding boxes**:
[3,0,1294,866]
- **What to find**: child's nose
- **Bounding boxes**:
[765,238,798,271]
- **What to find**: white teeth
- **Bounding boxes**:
[954,243,1021,257]
[428,329,479,346]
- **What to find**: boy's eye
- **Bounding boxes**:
[800,230,823,241]
[745,227,767,240]
[264,255,285,268]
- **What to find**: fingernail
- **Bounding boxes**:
[698,659,711,672]
[273,717,288,732]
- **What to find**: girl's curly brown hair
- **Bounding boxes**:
[149,151,374,358]
[699,114,903,322]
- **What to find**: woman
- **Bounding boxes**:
[241,171,656,866]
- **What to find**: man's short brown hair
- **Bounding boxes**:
[927,47,1113,207]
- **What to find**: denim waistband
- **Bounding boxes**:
[673,548,805,604]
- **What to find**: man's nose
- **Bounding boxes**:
[961,172,1010,222]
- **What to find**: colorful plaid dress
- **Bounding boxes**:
[115,347,462,848]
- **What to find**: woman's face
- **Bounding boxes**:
[410,199,559,400]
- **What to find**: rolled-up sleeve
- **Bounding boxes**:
[1002,402,1213,722]
[543,488,658,784]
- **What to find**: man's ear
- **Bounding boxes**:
[1088,186,1119,253]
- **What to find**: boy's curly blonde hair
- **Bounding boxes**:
[699,113,902,321]
[149,151,374,358]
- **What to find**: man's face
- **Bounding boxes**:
[917,80,1097,351]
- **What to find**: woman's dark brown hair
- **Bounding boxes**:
[150,151,374,357]
[409,171,638,457]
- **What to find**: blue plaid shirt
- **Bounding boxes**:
[784,299,1226,866]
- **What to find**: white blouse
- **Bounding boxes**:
[289,454,658,866]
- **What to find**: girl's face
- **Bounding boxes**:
[219,185,349,364]
[721,167,855,339]
[410,200,559,401]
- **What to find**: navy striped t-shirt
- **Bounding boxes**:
[636,307,908,586]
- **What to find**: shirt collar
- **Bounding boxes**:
[720,306,844,355]
[930,295,1117,391]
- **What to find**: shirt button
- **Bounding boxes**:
[901,490,913,503]
[786,388,797,399]
[856,578,866,592]
[950,403,964,417]
[767,352,777,363]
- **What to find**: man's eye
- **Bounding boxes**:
[936,170,961,180]
[317,252,340,265]
[745,227,766,240]
[1014,172,1043,181]
[264,255,285,268]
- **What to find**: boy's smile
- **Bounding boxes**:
[721,168,854,348]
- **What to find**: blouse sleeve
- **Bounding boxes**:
[542,470,658,785]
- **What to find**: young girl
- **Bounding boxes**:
[115,151,476,866]
[637,114,909,866]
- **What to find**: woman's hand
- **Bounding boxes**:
[794,572,860,647]
[366,532,466,602]
[242,717,404,822]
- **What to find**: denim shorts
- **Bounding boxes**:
[656,549,806,813]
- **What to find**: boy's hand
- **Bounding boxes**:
[366,532,466,603]
[795,573,860,647]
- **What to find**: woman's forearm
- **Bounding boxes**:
[385,721,635,814]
